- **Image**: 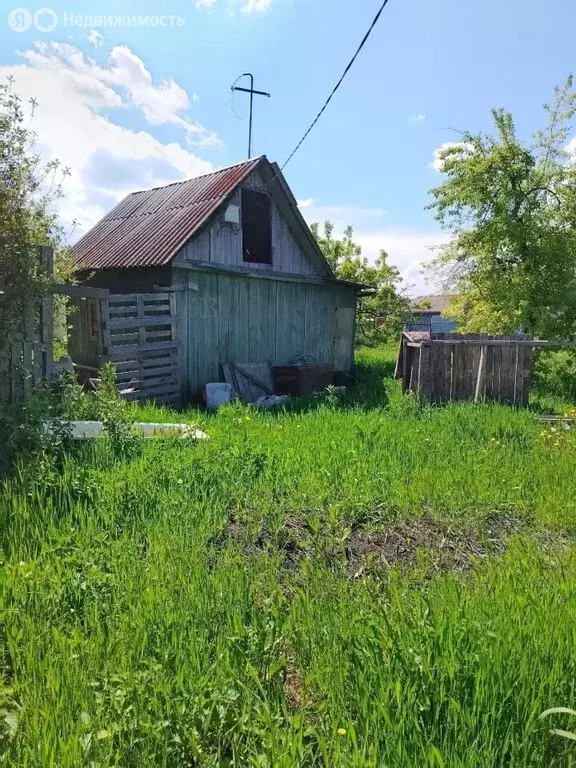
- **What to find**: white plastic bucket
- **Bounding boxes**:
[205,382,232,410]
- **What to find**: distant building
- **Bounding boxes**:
[404,294,458,333]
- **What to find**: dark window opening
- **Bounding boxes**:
[242,188,272,264]
[87,299,99,340]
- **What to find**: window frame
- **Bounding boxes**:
[241,187,272,265]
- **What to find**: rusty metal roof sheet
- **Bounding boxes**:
[72,157,263,270]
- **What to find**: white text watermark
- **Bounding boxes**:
[8,8,186,33]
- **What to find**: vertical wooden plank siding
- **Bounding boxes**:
[0,351,9,404]
[175,173,321,278]
[409,336,539,405]
[172,267,356,399]
[485,344,494,399]
[0,245,55,405]
[431,342,445,402]
[417,343,433,400]
[500,345,513,403]
[175,285,189,400]
[40,245,54,382]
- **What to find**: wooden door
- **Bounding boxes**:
[334,307,355,372]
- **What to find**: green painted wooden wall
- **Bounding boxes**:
[172,267,356,399]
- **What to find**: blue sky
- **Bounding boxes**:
[1,0,575,293]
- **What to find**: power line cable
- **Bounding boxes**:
[277,0,393,176]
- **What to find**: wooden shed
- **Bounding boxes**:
[69,156,361,403]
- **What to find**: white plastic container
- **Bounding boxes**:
[205,382,232,410]
[42,420,208,440]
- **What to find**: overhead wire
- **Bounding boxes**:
[266,0,390,188]
[274,0,393,179]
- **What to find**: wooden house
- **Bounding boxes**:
[69,156,362,403]
[405,294,458,334]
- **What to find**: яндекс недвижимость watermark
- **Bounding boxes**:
[7,8,186,33]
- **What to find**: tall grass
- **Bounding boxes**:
[0,347,576,765]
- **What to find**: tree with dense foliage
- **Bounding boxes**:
[0,77,68,342]
[311,221,409,341]
[429,76,576,338]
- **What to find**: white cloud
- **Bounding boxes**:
[409,113,426,123]
[194,0,275,13]
[297,198,314,208]
[2,41,217,236]
[86,30,103,49]
[301,203,387,228]
[300,201,445,295]
[354,229,447,295]
[242,0,274,12]
[430,141,473,172]
[21,42,220,148]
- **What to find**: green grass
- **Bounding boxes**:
[2,347,576,765]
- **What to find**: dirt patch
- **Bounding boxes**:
[213,514,312,569]
[214,511,529,576]
[345,514,524,577]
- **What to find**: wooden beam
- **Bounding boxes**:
[172,259,362,289]
[105,340,179,359]
[428,339,576,348]
[106,315,176,330]
[53,284,110,299]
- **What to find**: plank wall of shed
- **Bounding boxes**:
[172,267,356,400]
[174,169,321,277]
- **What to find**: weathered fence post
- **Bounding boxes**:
[0,244,55,405]
[40,245,54,382]
[474,345,487,403]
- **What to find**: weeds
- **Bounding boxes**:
[0,348,575,765]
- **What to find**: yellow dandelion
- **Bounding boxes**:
[337,728,347,736]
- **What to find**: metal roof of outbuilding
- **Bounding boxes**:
[72,157,262,270]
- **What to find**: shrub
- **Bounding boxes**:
[533,349,576,402]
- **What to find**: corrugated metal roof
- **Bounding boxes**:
[72,157,263,270]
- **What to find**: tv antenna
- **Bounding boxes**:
[231,73,270,159]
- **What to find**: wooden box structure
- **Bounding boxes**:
[273,364,334,396]
[69,290,181,405]
[396,333,534,405]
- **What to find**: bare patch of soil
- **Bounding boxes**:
[345,514,525,577]
[214,514,312,569]
[215,511,532,576]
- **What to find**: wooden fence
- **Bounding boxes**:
[102,293,180,404]
[396,333,534,405]
[0,246,54,406]
[1,246,181,406]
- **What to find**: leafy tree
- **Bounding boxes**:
[311,221,409,342]
[0,76,69,343]
[428,76,576,338]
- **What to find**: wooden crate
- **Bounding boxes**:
[273,364,334,396]
[395,333,534,405]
